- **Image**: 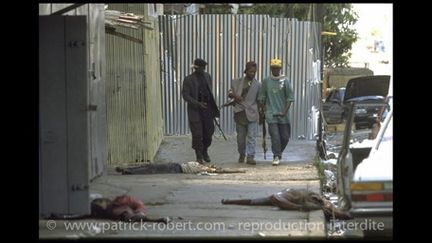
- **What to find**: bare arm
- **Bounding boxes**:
[282,101,292,116]
[283,80,294,115]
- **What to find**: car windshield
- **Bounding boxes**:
[327,88,345,102]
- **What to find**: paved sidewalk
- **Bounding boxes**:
[39,136,325,239]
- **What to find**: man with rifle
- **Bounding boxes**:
[182,58,220,164]
[227,61,261,165]
[258,58,295,166]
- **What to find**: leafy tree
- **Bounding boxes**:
[322,4,358,67]
[201,4,232,14]
[239,3,309,18]
[239,4,359,67]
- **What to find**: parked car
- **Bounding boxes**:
[349,109,393,237]
[336,91,393,237]
[322,75,390,129]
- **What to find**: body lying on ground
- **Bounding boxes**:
[115,161,246,175]
[48,195,168,223]
[221,188,352,220]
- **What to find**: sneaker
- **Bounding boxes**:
[238,154,246,163]
[246,156,256,165]
[272,156,280,166]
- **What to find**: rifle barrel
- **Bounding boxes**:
[214,118,227,141]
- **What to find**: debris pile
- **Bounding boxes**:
[105,9,150,29]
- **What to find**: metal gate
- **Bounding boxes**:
[159,14,321,140]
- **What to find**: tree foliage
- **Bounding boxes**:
[239,3,309,18]
[322,4,358,67]
[225,4,359,67]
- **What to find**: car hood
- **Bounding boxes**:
[343,75,390,103]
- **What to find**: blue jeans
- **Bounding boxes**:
[268,123,291,158]
[236,121,258,156]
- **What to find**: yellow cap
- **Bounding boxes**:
[270,58,282,67]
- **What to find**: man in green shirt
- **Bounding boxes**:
[258,58,295,166]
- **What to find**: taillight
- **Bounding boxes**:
[351,182,392,202]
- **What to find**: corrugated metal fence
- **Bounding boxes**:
[159,14,322,140]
